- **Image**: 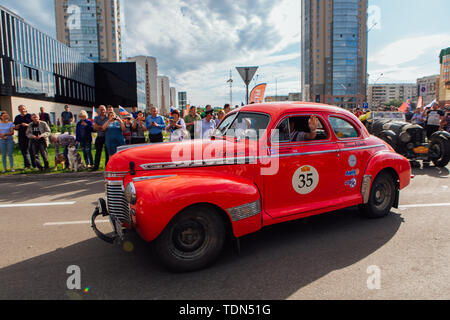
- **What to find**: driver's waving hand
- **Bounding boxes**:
[289,116,318,141]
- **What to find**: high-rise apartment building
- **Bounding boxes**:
[438,47,450,107]
[367,83,417,108]
[170,87,177,108]
[127,56,158,110]
[178,91,187,112]
[157,76,170,116]
[417,75,439,106]
[55,0,123,62]
[301,0,368,109]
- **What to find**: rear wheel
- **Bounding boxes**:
[153,206,226,272]
[360,172,396,219]
[429,136,450,167]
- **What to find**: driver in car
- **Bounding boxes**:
[289,116,318,141]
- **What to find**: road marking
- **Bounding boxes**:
[0,201,76,208]
[399,203,450,209]
[43,220,109,226]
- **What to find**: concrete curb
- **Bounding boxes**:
[0,171,105,182]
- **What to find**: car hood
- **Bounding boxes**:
[105,138,261,173]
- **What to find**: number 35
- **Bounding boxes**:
[298,173,313,188]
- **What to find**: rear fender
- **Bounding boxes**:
[128,173,262,242]
[361,151,411,204]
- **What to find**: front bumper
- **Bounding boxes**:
[91,198,125,244]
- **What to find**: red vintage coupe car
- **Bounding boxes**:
[92,102,411,271]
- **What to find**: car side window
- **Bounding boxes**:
[272,115,329,143]
[329,117,359,139]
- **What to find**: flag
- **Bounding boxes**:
[119,106,129,116]
[416,96,424,110]
[249,83,267,104]
[92,106,98,118]
[424,99,437,110]
[398,99,412,113]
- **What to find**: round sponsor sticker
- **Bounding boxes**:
[348,155,357,167]
[292,165,319,195]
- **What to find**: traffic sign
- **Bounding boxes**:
[236,67,258,104]
[236,67,258,85]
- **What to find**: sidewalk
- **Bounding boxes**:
[0,170,105,182]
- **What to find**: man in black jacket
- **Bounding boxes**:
[14,105,35,169]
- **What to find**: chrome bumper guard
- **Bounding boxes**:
[91,198,124,244]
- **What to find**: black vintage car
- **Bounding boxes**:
[363,112,450,167]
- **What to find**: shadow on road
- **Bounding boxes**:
[0,208,404,300]
[0,178,104,204]
[411,165,449,178]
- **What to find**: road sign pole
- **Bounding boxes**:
[246,69,249,104]
[236,66,258,106]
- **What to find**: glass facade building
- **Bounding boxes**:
[0,5,144,118]
[65,0,100,61]
[55,0,123,62]
[332,0,360,96]
[0,5,95,106]
[136,63,146,111]
[301,0,367,109]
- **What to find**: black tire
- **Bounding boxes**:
[153,206,226,272]
[429,136,450,167]
[360,172,396,219]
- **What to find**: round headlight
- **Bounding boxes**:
[400,132,411,143]
[124,182,137,205]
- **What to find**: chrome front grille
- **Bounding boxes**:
[106,181,131,223]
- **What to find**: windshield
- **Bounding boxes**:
[371,112,406,121]
[215,112,271,140]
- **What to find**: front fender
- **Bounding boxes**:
[363,150,411,191]
[378,130,398,149]
[430,130,450,141]
[128,173,262,242]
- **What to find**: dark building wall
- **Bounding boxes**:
[94,62,138,108]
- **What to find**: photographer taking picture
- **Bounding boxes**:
[101,111,125,156]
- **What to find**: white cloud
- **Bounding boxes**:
[123,0,302,106]
[369,33,450,67]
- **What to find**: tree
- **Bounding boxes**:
[384,99,403,108]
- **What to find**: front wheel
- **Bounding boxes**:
[153,206,226,272]
[360,172,396,219]
[429,136,450,167]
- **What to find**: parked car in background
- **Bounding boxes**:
[364,112,450,167]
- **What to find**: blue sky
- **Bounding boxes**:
[1,0,448,106]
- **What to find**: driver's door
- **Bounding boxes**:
[262,113,342,219]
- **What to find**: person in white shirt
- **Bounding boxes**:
[201,110,216,139]
[166,109,187,142]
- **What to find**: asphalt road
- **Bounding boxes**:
[0,164,449,300]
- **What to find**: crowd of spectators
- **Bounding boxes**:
[0,103,235,173]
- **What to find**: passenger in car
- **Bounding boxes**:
[289,116,319,141]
